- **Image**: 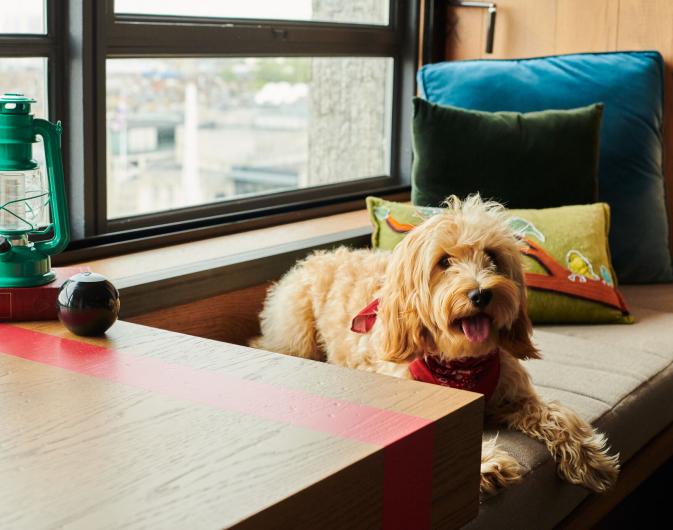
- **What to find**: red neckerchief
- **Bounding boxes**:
[351,298,501,400]
[408,350,500,401]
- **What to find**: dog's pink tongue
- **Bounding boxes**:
[461,315,491,343]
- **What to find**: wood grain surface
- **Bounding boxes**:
[0,320,483,530]
[127,282,271,345]
[80,209,371,285]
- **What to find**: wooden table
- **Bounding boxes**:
[0,321,483,529]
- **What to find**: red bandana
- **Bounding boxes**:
[351,299,501,400]
[408,350,500,401]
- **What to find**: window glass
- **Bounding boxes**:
[106,57,393,219]
[0,58,47,118]
[0,0,45,34]
[0,57,48,166]
[114,0,389,26]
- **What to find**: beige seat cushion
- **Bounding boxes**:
[466,285,673,529]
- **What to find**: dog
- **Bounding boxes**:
[252,195,619,494]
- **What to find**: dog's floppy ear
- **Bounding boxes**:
[377,230,431,363]
[500,268,540,360]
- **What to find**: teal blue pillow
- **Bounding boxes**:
[418,51,673,284]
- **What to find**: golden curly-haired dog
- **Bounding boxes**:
[252,195,619,494]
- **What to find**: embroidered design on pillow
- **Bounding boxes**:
[373,204,436,234]
[517,234,628,314]
[565,249,599,282]
[509,216,546,242]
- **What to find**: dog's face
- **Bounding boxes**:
[379,196,539,362]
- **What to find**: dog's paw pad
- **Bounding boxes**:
[480,452,522,496]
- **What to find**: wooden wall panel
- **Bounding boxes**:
[482,0,558,59]
[446,1,558,61]
[445,5,485,61]
[617,0,673,52]
[555,0,618,54]
[126,282,271,346]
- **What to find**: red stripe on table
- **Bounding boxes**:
[384,426,435,530]
[0,324,435,530]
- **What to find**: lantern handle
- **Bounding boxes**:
[33,119,70,255]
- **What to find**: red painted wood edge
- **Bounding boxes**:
[0,324,436,529]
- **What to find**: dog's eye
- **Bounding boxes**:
[485,249,500,270]
[438,255,452,269]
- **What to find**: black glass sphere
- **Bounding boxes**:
[57,272,120,336]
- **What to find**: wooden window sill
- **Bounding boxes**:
[71,209,373,318]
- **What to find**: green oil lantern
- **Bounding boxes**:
[0,93,69,287]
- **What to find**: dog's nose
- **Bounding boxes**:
[468,288,492,309]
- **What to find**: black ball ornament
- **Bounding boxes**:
[57,272,120,336]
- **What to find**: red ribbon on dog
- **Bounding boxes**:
[350,298,380,333]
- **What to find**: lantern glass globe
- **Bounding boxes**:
[0,168,50,234]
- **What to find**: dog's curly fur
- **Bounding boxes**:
[252,195,620,494]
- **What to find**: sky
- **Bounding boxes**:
[0,0,314,32]
[0,1,386,33]
[114,0,313,21]
[0,0,44,33]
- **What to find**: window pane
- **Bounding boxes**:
[114,0,389,26]
[106,57,393,219]
[0,0,45,34]
[0,58,48,169]
[0,58,47,118]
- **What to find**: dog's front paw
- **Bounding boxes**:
[480,440,523,496]
[556,433,620,493]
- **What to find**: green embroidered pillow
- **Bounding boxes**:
[366,196,632,324]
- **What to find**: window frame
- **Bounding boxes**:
[67,0,418,249]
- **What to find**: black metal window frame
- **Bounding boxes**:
[60,0,419,252]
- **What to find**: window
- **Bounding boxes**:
[6,1,418,249]
[0,57,47,118]
[113,0,390,26]
[105,56,393,219]
[0,0,46,34]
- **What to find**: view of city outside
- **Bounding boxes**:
[106,55,392,218]
[106,0,393,219]
[0,0,393,220]
[114,0,389,26]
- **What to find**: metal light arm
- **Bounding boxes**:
[449,1,497,54]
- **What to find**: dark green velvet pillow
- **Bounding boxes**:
[411,98,603,208]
